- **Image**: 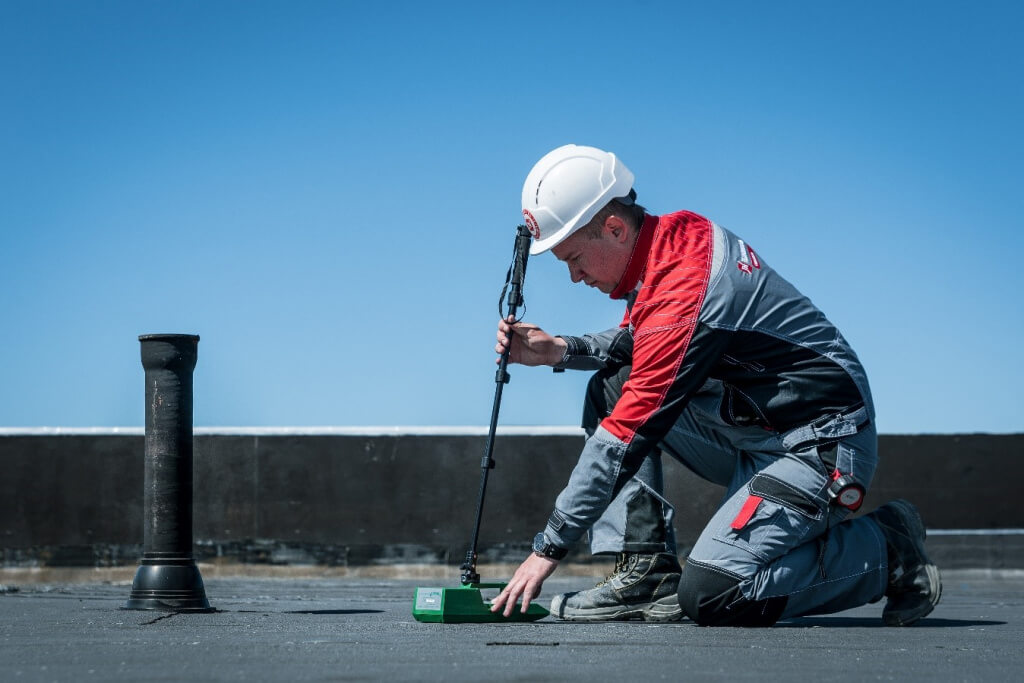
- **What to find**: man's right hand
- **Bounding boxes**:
[496,317,567,367]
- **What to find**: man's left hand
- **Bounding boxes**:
[489,553,559,617]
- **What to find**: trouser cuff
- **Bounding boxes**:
[590,541,676,556]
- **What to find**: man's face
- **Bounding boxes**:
[551,218,634,294]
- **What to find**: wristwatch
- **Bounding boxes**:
[532,532,568,560]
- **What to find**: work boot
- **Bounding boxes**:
[550,552,682,622]
[869,499,942,626]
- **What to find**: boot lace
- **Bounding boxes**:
[595,553,634,587]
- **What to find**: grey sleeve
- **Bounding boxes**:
[553,327,634,371]
[542,425,631,548]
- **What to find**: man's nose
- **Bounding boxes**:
[568,263,584,283]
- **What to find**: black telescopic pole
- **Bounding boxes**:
[460,225,532,585]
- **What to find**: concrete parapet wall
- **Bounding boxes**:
[1,429,1021,569]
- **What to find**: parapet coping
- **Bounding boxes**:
[2,428,1019,437]
[0,426,588,437]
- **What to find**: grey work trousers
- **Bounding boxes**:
[583,364,889,624]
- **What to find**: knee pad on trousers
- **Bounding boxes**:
[678,560,788,627]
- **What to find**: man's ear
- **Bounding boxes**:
[604,215,628,243]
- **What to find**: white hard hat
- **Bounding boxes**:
[521,144,635,255]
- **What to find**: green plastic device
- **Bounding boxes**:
[412,583,549,623]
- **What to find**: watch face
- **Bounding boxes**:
[532,533,546,553]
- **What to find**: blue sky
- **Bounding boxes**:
[1,1,1021,433]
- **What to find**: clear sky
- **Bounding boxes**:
[1,1,1021,433]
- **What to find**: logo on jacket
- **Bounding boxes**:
[736,239,761,275]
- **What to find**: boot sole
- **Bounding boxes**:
[551,594,683,623]
[881,500,943,626]
[642,596,685,622]
[883,563,942,626]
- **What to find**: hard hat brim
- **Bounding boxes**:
[529,223,579,255]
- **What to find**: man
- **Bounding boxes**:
[489,144,941,626]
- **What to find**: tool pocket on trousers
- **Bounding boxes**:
[722,473,824,563]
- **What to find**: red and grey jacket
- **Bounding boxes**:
[544,211,875,549]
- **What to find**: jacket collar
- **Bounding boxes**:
[609,213,659,300]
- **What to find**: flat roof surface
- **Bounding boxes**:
[2,570,1021,682]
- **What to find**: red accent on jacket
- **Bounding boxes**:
[601,212,715,444]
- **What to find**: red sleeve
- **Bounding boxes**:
[601,214,717,445]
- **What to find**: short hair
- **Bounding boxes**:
[580,193,646,240]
